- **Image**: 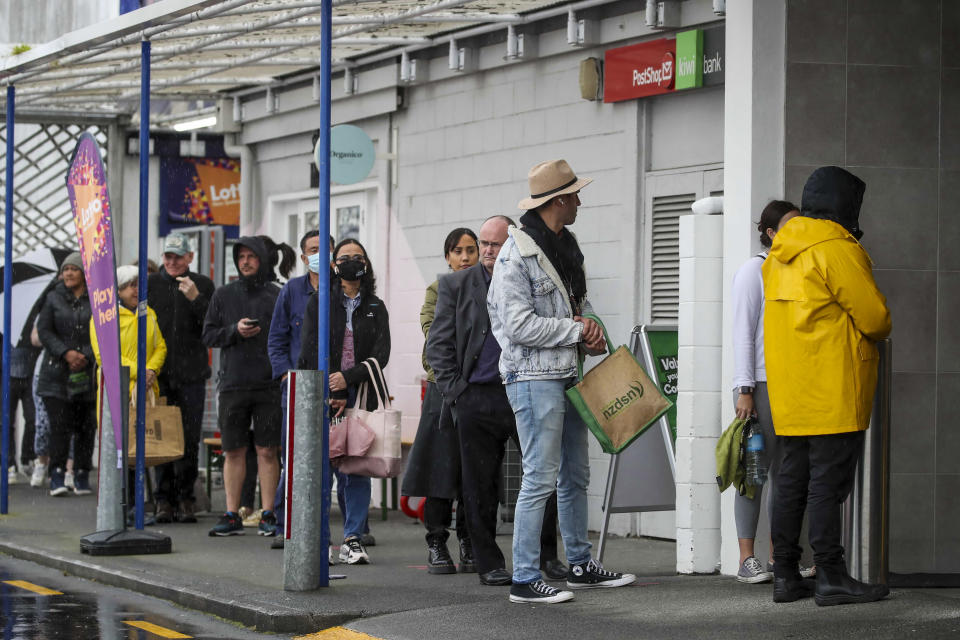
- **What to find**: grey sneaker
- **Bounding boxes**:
[738,556,773,584]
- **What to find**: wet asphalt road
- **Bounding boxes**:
[0,557,277,640]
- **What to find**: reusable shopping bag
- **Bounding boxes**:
[565,315,673,454]
[334,358,403,478]
[127,393,185,467]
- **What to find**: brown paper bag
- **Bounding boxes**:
[127,395,185,468]
[566,335,673,454]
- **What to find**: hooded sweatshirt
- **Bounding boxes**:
[202,236,282,392]
[762,215,890,436]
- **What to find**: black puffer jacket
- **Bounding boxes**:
[36,281,95,401]
[147,267,216,388]
[298,283,390,411]
[202,237,282,393]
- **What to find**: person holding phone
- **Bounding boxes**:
[203,235,296,538]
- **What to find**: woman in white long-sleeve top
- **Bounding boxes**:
[731,200,803,583]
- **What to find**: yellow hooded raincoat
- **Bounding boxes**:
[762,217,891,436]
[90,304,167,399]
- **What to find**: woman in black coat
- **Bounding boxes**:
[35,252,96,497]
[299,238,390,565]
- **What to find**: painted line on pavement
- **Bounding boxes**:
[2,580,63,595]
[295,627,384,640]
[123,620,193,638]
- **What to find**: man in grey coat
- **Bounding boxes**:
[428,215,565,586]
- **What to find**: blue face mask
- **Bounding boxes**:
[307,253,321,274]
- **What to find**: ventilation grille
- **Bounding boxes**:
[650,193,695,323]
[0,123,109,257]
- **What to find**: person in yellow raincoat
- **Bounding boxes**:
[90,265,167,411]
[763,166,891,607]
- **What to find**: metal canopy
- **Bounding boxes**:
[0,0,579,121]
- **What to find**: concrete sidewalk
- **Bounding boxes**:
[1,481,958,638]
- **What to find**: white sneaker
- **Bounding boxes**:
[64,471,75,490]
[339,537,370,564]
[8,466,19,485]
[329,546,337,566]
[30,463,47,488]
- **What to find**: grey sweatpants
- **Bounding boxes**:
[733,382,781,540]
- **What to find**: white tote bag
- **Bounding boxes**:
[334,358,403,478]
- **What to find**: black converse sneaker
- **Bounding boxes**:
[509,579,574,604]
[566,559,636,589]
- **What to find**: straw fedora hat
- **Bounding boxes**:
[517,159,593,210]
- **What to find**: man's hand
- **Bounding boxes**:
[329,372,347,392]
[176,275,199,302]
[575,316,606,353]
[237,318,261,338]
[329,398,347,417]
[735,393,755,421]
[64,349,88,371]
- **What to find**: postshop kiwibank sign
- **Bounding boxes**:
[604,26,724,103]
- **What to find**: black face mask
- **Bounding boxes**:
[336,260,366,281]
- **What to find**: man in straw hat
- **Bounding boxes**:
[487,159,637,604]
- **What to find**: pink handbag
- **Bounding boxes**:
[333,359,403,478]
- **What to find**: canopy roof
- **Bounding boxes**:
[0,0,594,122]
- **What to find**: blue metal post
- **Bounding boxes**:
[1,85,14,515]
[135,40,150,529]
[316,0,332,587]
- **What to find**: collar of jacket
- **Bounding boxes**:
[508,226,574,317]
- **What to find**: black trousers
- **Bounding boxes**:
[154,381,206,505]
[457,383,559,575]
[424,496,468,545]
[42,395,96,473]
[772,431,864,577]
[10,376,36,465]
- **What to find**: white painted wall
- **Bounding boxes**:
[0,0,117,45]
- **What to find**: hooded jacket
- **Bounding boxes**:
[35,281,95,401]
[90,303,166,398]
[762,216,890,436]
[202,236,282,393]
[147,267,215,388]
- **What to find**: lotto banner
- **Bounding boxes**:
[160,156,241,227]
[65,133,124,457]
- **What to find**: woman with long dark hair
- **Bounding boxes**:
[299,238,390,564]
[402,227,479,574]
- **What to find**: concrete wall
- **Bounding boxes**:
[783,0,960,574]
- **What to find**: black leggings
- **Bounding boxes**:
[42,396,96,473]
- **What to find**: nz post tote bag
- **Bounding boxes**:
[565,316,673,454]
[335,359,403,478]
[127,394,185,468]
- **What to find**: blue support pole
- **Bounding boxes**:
[135,39,150,529]
[1,85,14,515]
[316,0,332,587]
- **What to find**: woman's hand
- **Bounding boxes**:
[329,372,347,392]
[64,349,88,371]
[329,398,347,417]
[735,392,755,421]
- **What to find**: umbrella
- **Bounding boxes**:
[0,247,72,345]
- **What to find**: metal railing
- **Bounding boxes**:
[842,338,891,584]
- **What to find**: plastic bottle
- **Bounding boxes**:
[744,420,767,487]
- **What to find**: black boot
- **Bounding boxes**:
[773,576,816,603]
[427,540,457,575]
[458,538,476,573]
[814,565,889,606]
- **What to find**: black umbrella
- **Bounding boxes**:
[0,247,72,344]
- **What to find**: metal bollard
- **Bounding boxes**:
[842,339,891,584]
[283,370,330,590]
[96,369,127,532]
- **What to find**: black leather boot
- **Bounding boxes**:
[427,540,457,575]
[773,576,815,603]
[458,538,476,573]
[814,565,889,606]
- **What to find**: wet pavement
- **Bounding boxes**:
[0,556,271,639]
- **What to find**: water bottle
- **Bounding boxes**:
[744,420,767,487]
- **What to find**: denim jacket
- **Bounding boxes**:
[487,226,593,383]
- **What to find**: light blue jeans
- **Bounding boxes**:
[507,379,592,584]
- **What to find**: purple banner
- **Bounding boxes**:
[65,133,124,457]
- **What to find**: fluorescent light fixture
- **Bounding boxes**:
[173,116,217,132]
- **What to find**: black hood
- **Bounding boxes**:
[232,236,274,287]
[800,166,866,240]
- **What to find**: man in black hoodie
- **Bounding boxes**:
[203,236,283,537]
[148,232,215,523]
